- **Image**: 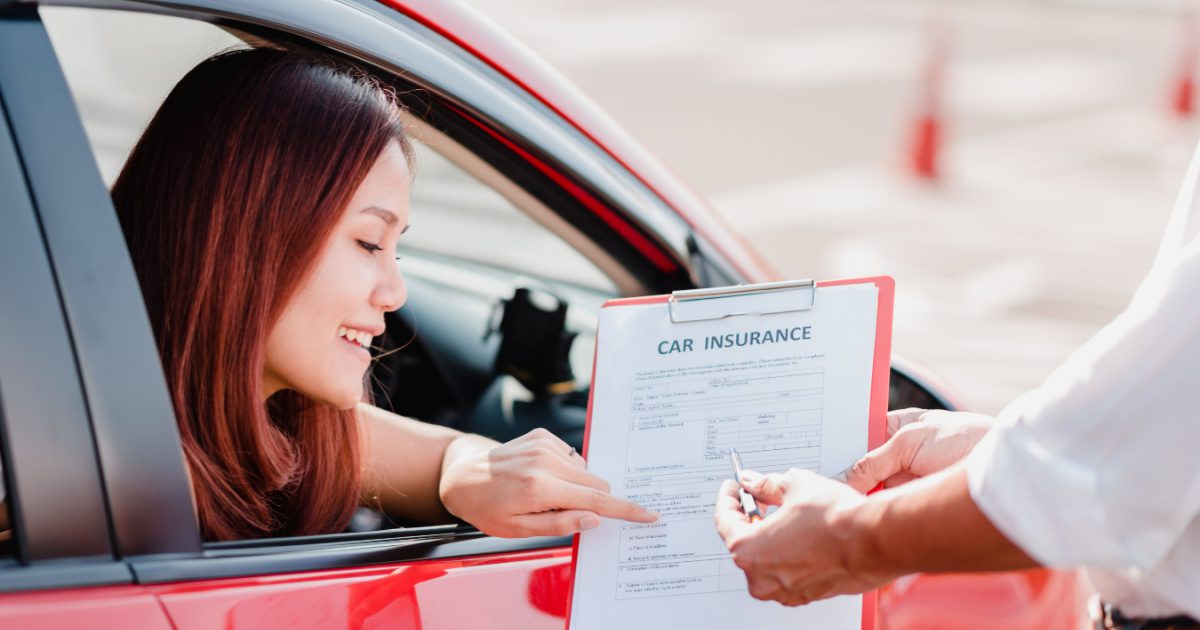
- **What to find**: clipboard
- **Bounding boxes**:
[565,276,893,630]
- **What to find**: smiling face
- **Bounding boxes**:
[262,141,411,408]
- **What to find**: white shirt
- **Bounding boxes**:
[965,140,1200,618]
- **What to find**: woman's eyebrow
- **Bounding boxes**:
[361,205,398,226]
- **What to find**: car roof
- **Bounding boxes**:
[379,0,777,282]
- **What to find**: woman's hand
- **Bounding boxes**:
[841,408,994,493]
[438,428,658,538]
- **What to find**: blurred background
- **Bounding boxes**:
[470,0,1200,413]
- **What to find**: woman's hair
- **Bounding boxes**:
[111,47,413,541]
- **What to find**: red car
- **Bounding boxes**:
[0,0,1085,627]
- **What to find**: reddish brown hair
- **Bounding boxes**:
[111,47,412,541]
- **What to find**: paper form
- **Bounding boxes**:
[569,283,880,629]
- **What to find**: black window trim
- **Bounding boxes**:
[129,526,574,584]
[0,4,132,591]
[0,3,203,561]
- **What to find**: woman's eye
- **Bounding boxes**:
[357,240,384,254]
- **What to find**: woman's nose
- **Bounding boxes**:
[374,259,407,313]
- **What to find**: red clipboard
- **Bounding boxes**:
[564,276,894,630]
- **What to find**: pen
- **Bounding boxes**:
[728,448,763,523]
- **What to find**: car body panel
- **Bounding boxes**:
[139,550,1084,630]
[149,549,573,630]
[0,585,173,629]
[877,570,1086,630]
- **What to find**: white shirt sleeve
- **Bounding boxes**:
[965,220,1200,571]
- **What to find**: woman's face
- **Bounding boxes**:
[262,140,411,408]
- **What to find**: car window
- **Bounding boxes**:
[403,141,616,292]
[41,7,243,184]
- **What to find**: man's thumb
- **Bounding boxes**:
[842,440,906,494]
[739,469,788,506]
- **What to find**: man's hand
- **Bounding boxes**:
[841,408,994,493]
[714,463,1038,607]
[439,428,658,538]
[713,469,890,606]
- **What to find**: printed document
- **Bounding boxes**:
[569,282,882,629]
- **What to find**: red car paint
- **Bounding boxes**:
[0,585,174,629]
[149,550,576,630]
[0,553,1083,629]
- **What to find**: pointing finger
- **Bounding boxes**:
[548,482,658,524]
[534,451,611,493]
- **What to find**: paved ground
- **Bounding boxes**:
[472,0,1200,413]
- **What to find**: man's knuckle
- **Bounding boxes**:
[849,458,869,478]
[746,580,774,601]
[728,541,755,567]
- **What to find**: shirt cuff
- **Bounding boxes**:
[966,424,1131,568]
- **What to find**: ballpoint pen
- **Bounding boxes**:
[728,447,763,523]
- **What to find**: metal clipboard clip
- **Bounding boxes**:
[667,279,816,324]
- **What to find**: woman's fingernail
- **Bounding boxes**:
[740,470,762,484]
[580,516,600,531]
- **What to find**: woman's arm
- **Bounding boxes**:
[357,402,471,524]
[357,403,658,537]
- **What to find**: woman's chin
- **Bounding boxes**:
[305,383,363,411]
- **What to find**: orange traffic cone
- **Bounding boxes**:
[910,114,940,180]
[1172,12,1198,117]
[908,19,948,180]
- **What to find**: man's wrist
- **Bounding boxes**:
[835,495,896,584]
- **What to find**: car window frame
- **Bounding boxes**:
[0,3,203,563]
[23,0,704,587]
[0,5,136,592]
